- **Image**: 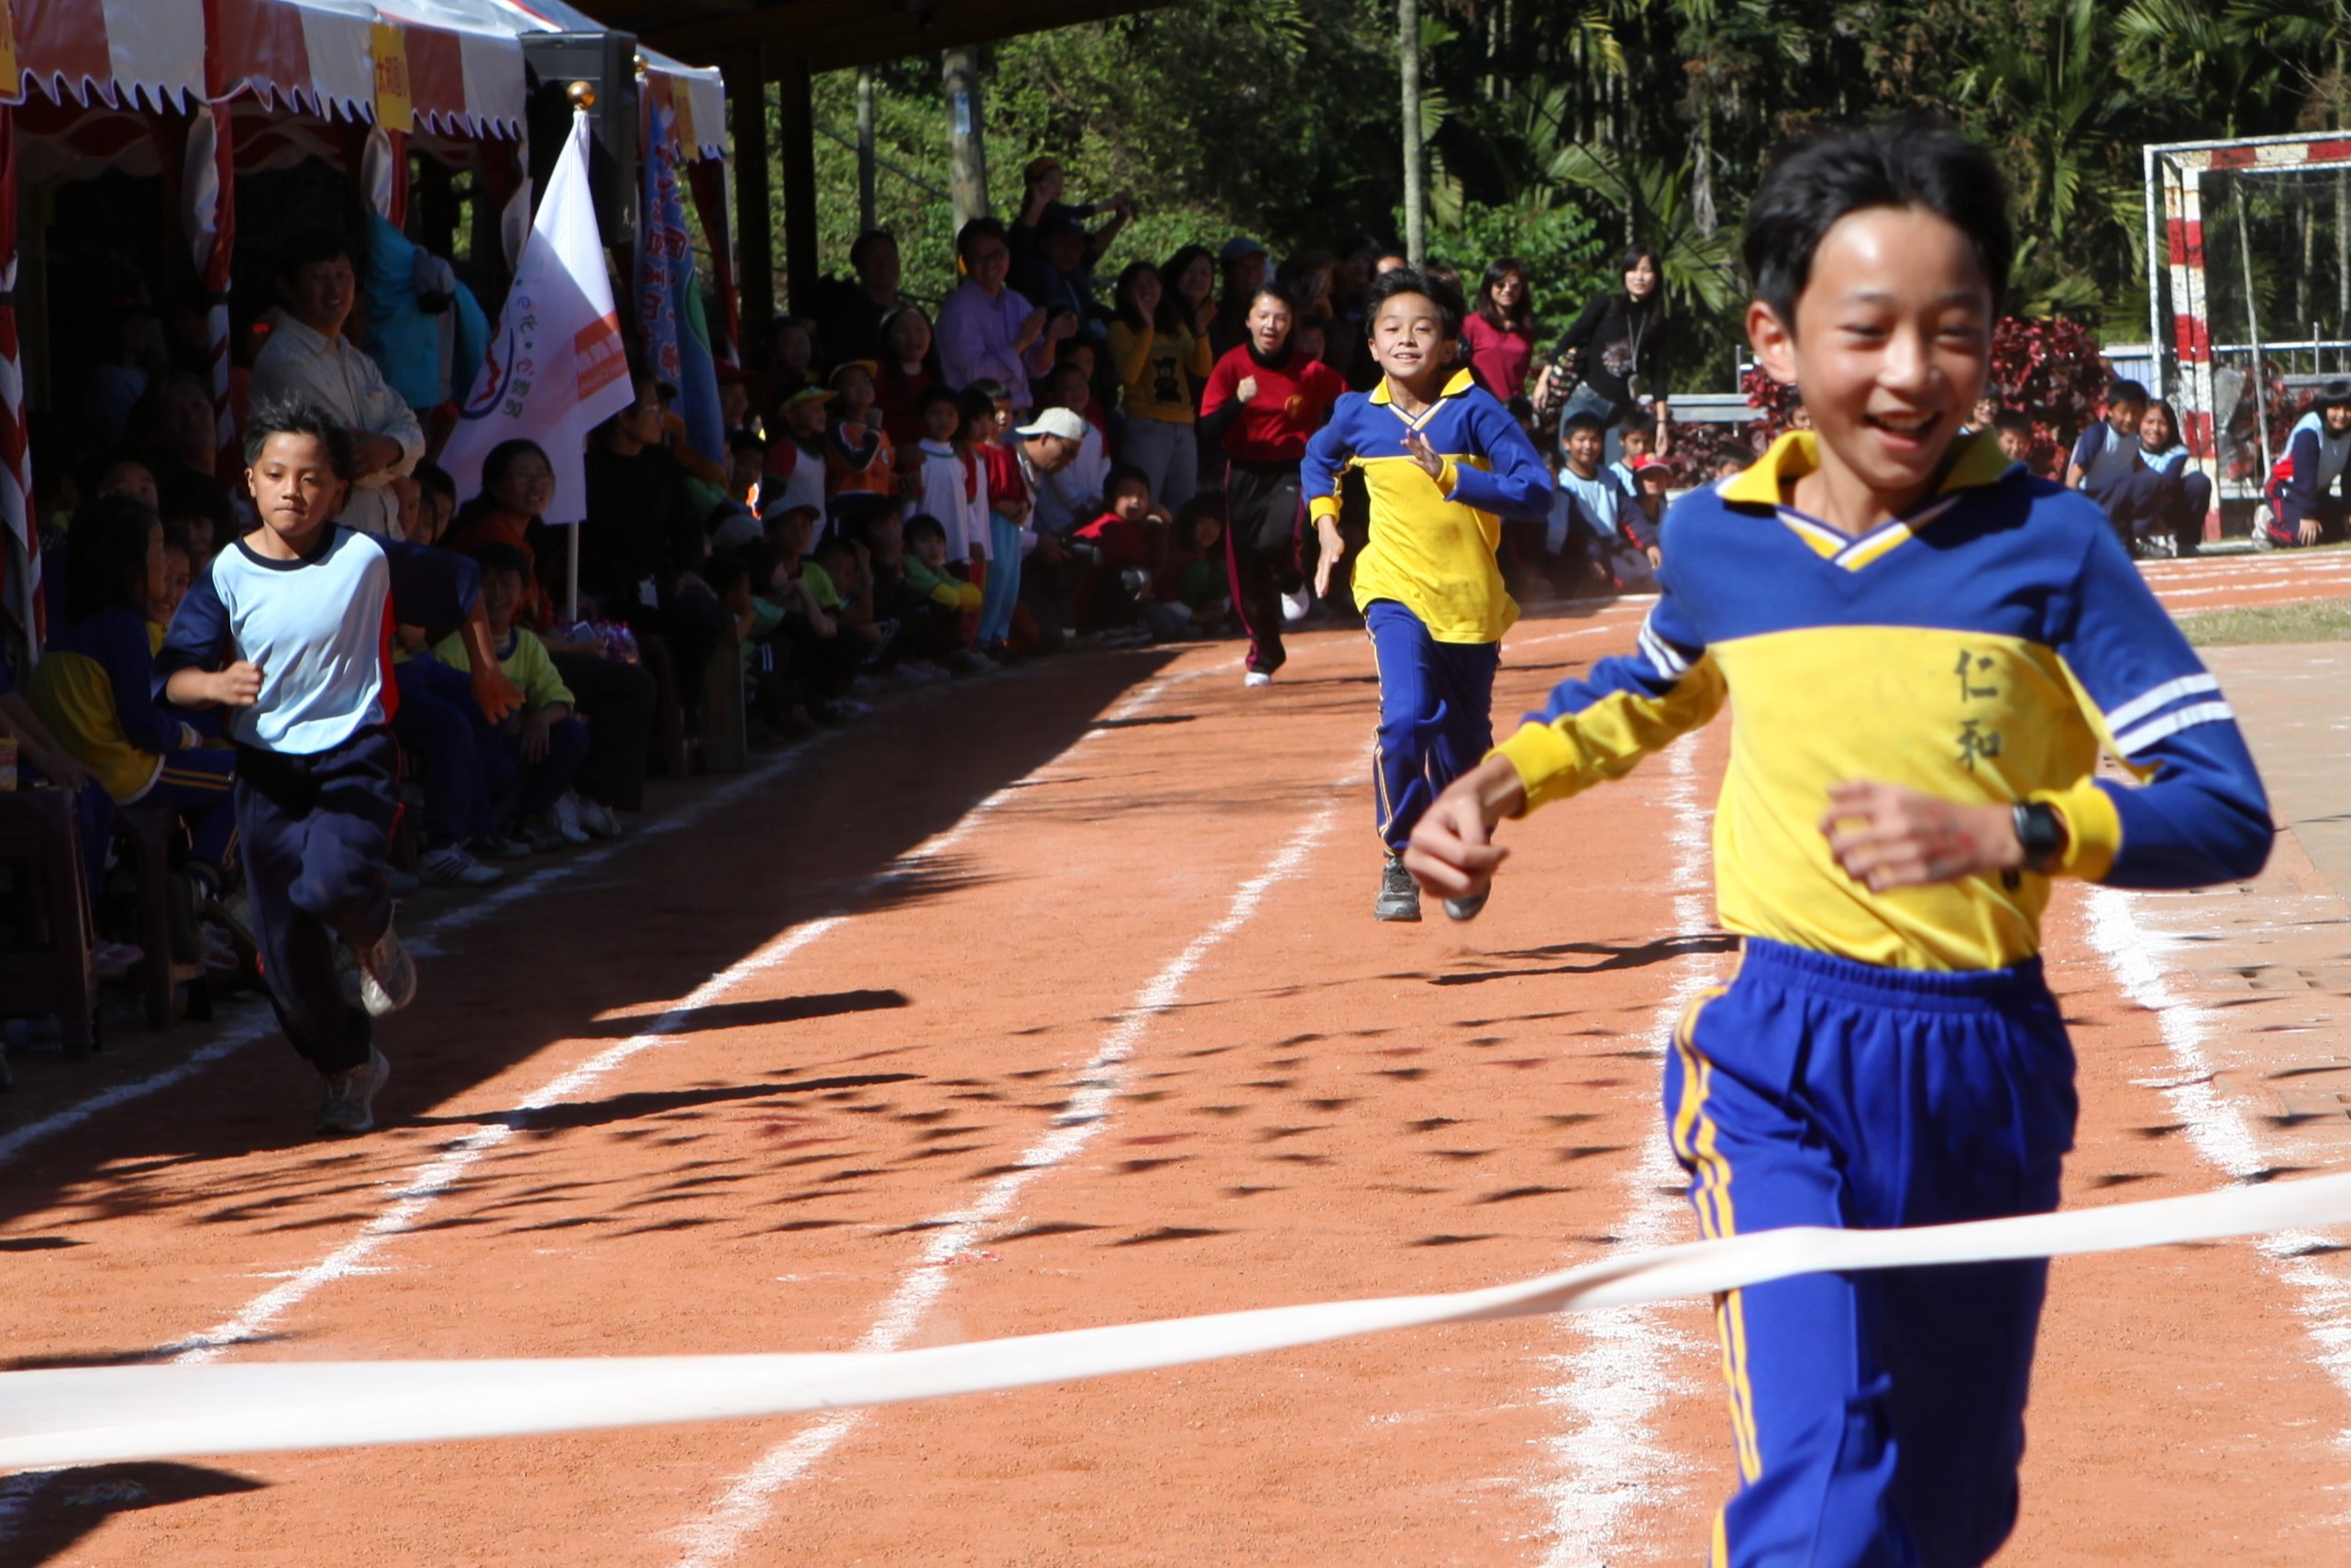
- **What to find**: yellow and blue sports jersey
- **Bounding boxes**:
[1494,429,2272,971]
[1300,369,1553,644]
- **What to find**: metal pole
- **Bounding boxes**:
[943,46,988,230]
[2234,180,2275,484]
[2144,142,2164,403]
[855,65,877,235]
[1399,0,1425,267]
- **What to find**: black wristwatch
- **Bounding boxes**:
[2012,802,2064,875]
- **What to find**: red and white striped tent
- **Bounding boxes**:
[2146,130,2351,535]
[0,0,534,664]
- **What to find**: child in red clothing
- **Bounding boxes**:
[969,380,1032,652]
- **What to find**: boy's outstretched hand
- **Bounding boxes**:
[474,668,526,727]
[1821,780,2033,891]
[1401,430,1444,480]
[1405,754,1526,900]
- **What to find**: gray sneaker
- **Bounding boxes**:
[1374,854,1422,922]
[351,922,416,1018]
[1442,885,1491,922]
[316,1047,391,1135]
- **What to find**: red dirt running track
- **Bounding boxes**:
[2,550,2350,1565]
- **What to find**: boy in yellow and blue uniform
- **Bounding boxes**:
[1404,123,2269,1566]
[1301,268,1551,922]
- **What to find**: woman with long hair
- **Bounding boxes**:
[1108,260,1212,513]
[873,303,941,449]
[1534,244,1671,462]
[1197,282,1346,685]
[1463,257,1539,404]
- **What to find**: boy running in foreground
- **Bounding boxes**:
[1407,123,2270,1565]
[1302,268,1551,922]
[163,398,522,1136]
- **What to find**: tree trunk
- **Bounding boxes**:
[943,46,989,230]
[1400,0,1426,266]
[855,66,877,237]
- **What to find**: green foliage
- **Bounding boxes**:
[760,0,2351,383]
[1417,200,1610,326]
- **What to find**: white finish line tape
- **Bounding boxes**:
[6,1172,2348,1472]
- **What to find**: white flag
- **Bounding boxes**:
[440,110,632,525]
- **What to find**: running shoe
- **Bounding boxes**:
[575,798,623,838]
[1243,670,1274,688]
[1374,854,1422,922]
[1442,886,1491,922]
[316,1047,392,1135]
[420,845,503,887]
[351,922,416,1018]
[550,794,591,845]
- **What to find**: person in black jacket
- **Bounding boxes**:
[1533,245,1671,463]
[579,370,729,751]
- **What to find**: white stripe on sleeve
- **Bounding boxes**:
[2112,700,2235,758]
[2104,672,2219,732]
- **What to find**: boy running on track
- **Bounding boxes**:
[162,397,523,1136]
[1302,268,1551,922]
[1406,122,2271,1567]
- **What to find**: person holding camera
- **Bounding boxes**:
[1530,245,1671,464]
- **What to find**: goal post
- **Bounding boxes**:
[2145,131,2351,538]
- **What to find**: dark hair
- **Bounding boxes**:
[878,303,938,384]
[81,446,155,498]
[1615,244,1663,298]
[1362,268,1464,341]
[241,393,354,480]
[2314,378,2351,412]
[1561,411,1606,438]
[414,459,457,504]
[848,229,898,271]
[2105,379,2149,408]
[275,227,353,285]
[2139,399,2181,450]
[728,428,769,454]
[955,216,1010,263]
[1175,492,1226,537]
[1476,258,1534,336]
[1104,461,1151,499]
[64,491,160,624]
[472,541,533,585]
[1113,261,1165,335]
[702,554,750,597]
[766,503,821,533]
[967,377,1010,405]
[1742,118,2013,331]
[903,513,948,547]
[480,438,552,503]
[1619,415,1654,439]
[918,383,964,419]
[1992,408,2035,437]
[956,385,1000,429]
[1161,244,1216,301]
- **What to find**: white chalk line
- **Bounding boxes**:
[1532,732,1722,1566]
[2084,888,2351,1463]
[0,731,852,1173]
[0,663,1205,1550]
[163,666,1206,1366]
[668,779,1350,1568]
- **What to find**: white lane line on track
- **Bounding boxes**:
[2084,889,2351,1442]
[667,784,1349,1568]
[0,731,854,1171]
[0,664,1207,1546]
[160,667,1204,1365]
[1533,733,1724,1566]
[0,663,1206,1175]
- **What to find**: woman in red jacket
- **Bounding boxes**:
[1462,258,1537,404]
[1198,282,1344,685]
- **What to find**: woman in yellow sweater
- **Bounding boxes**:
[1107,261,1213,513]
